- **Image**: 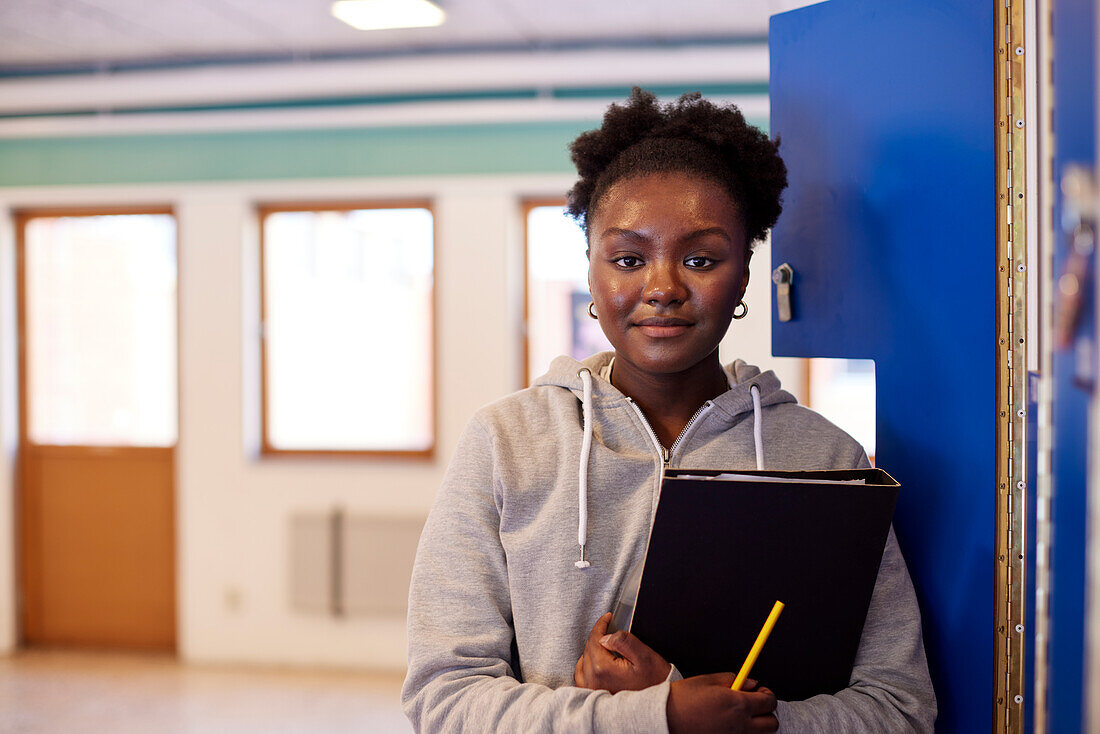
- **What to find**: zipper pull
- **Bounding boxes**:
[662,447,670,467]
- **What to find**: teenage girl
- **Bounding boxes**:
[403,89,935,733]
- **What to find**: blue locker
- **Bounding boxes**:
[770,2,995,731]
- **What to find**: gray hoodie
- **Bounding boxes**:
[403,352,935,732]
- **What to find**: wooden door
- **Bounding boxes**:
[18,208,177,650]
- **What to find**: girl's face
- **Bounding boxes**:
[587,171,750,378]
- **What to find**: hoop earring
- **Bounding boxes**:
[732,300,749,320]
[587,302,598,320]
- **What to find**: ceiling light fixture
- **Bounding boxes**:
[331,0,445,31]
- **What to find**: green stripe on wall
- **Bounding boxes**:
[0,116,770,187]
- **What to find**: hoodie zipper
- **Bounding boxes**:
[625,398,714,468]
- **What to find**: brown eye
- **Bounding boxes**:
[685,256,715,268]
[612,256,643,268]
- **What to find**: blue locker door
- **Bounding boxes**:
[769,2,994,732]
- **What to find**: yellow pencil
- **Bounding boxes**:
[731,600,785,690]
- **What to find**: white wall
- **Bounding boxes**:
[0,172,801,668]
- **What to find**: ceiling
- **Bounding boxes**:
[0,0,814,72]
[0,1,817,137]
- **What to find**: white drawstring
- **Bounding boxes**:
[750,384,764,470]
[576,369,593,569]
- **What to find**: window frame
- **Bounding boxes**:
[521,197,580,388]
[16,204,180,451]
[257,199,437,459]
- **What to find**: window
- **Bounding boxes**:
[524,201,611,384]
[21,209,178,447]
[260,203,434,455]
[807,358,876,460]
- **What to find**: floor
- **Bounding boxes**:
[0,649,412,734]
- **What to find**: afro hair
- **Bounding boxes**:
[566,88,787,245]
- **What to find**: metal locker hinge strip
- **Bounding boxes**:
[995,0,1029,731]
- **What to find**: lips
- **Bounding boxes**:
[635,316,693,338]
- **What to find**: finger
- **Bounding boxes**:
[581,627,618,685]
[597,630,648,662]
[695,673,739,691]
[699,672,737,688]
[584,615,619,668]
[751,713,779,733]
[743,689,779,716]
[573,655,584,686]
[741,677,758,692]
[586,612,613,646]
[584,637,619,678]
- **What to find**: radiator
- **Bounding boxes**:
[290,510,424,617]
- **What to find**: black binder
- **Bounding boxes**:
[627,468,900,701]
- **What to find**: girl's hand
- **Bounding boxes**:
[573,612,671,692]
[667,674,778,734]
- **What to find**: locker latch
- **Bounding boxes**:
[771,263,794,322]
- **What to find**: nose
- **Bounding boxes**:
[643,261,687,306]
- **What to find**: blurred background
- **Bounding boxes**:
[0,1,880,731]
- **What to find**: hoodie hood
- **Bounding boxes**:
[533,351,798,569]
